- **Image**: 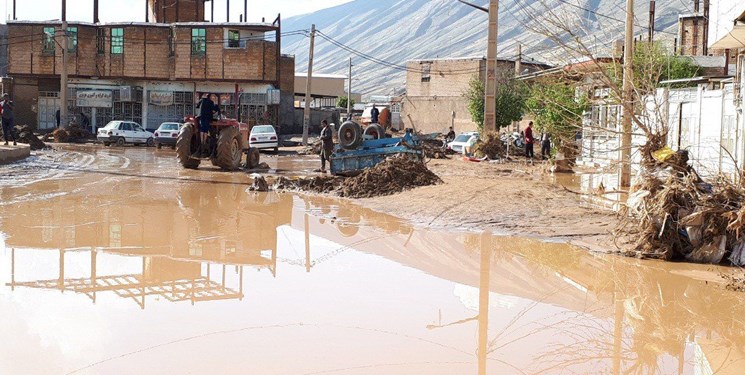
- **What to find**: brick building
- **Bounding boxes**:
[7,0,295,132]
[401,57,550,134]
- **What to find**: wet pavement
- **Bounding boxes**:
[1,145,745,374]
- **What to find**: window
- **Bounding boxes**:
[122,123,132,131]
[96,28,105,54]
[111,28,124,54]
[67,27,78,52]
[421,63,431,83]
[43,27,56,54]
[191,28,206,56]
[228,30,240,48]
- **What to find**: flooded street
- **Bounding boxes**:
[1,146,745,374]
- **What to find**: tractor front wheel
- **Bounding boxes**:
[215,126,243,171]
[246,147,261,169]
[176,123,201,169]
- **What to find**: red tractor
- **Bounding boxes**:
[176,116,261,171]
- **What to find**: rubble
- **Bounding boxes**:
[248,174,269,192]
[50,124,93,143]
[420,139,448,159]
[618,143,745,265]
[12,125,46,150]
[473,132,506,160]
[272,156,442,198]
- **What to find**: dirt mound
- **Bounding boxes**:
[338,156,442,198]
[272,156,441,198]
[11,125,46,150]
[50,124,92,143]
[474,132,505,159]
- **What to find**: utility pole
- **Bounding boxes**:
[347,57,353,119]
[61,0,68,129]
[244,0,248,22]
[226,0,230,22]
[514,43,522,77]
[648,0,655,41]
[620,0,635,187]
[484,0,499,133]
[302,24,316,145]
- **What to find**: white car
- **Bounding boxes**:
[97,121,154,147]
[447,132,479,154]
[249,125,279,152]
[154,122,182,149]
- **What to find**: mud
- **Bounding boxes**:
[1,146,745,374]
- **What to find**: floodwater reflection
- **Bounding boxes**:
[0,147,744,374]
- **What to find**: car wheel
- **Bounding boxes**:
[103,142,111,147]
[146,138,155,147]
[116,137,125,147]
[156,143,162,149]
[274,146,279,153]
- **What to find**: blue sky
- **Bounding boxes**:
[2,0,353,23]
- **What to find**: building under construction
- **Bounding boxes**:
[6,0,295,132]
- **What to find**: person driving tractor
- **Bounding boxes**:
[196,93,217,157]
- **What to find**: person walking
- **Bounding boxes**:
[55,108,61,128]
[2,94,16,146]
[319,120,334,173]
[524,121,535,159]
[196,93,216,156]
[540,132,551,160]
[371,104,379,124]
[80,111,91,130]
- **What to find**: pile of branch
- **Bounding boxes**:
[619,145,745,265]
[473,132,506,160]
[420,139,448,159]
[12,125,46,150]
[49,124,93,143]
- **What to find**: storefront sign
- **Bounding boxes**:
[195,92,233,106]
[149,91,174,106]
[76,90,113,108]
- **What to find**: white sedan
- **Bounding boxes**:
[447,132,479,154]
[249,125,279,152]
[97,121,154,147]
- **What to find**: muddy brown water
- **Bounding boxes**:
[1,145,744,374]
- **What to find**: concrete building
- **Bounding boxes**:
[401,57,550,134]
[7,0,295,132]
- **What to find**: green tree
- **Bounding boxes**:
[464,71,527,133]
[337,96,355,109]
[525,80,588,149]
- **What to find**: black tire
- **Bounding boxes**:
[156,143,162,149]
[246,147,260,169]
[364,124,384,140]
[103,142,111,147]
[338,121,362,150]
[115,137,125,147]
[146,138,154,147]
[215,126,243,171]
[176,123,201,169]
[274,146,279,153]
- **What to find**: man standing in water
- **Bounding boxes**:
[320,120,334,173]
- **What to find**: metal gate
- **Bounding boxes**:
[37,92,60,130]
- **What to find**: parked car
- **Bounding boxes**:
[447,132,479,154]
[249,125,279,152]
[97,121,154,147]
[154,122,182,149]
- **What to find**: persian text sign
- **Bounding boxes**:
[76,91,112,108]
[149,91,174,106]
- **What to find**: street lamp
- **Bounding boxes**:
[45,27,69,128]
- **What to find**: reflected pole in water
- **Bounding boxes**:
[305,212,311,273]
[10,248,15,291]
[478,232,492,375]
[613,290,623,375]
[91,248,97,303]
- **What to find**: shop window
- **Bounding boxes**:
[228,30,240,48]
[421,63,431,83]
[191,28,206,56]
[43,27,56,54]
[111,28,124,55]
[96,28,105,54]
[67,26,78,52]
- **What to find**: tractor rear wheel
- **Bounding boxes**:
[176,123,201,169]
[246,147,261,169]
[364,124,384,140]
[215,126,243,171]
[338,121,362,150]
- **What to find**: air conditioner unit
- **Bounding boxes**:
[120,86,132,102]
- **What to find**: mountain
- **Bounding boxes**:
[282,0,688,97]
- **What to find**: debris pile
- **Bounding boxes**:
[12,125,46,150]
[297,141,322,155]
[248,174,269,192]
[619,143,745,265]
[338,156,442,198]
[473,132,506,160]
[272,156,442,198]
[50,124,92,143]
[420,139,448,159]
